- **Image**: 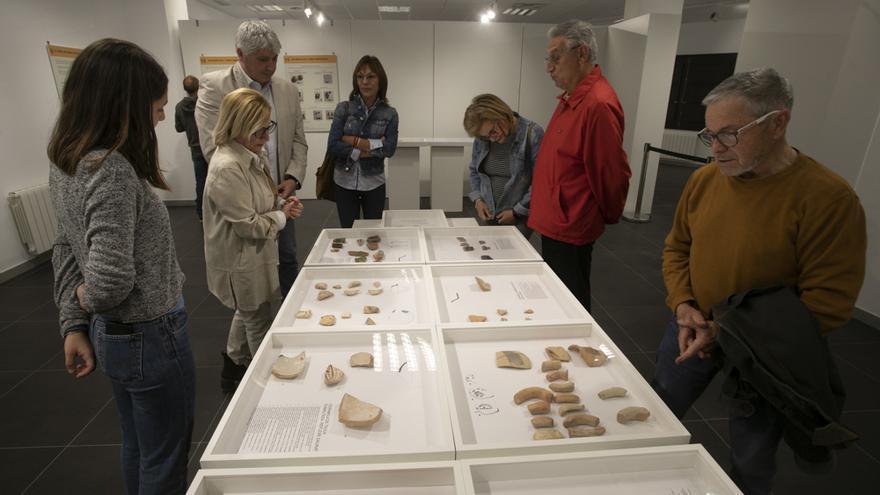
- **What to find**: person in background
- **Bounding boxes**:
[463,93,543,237]
[196,20,307,296]
[326,55,399,227]
[202,88,303,393]
[528,19,631,313]
[47,38,194,495]
[652,67,866,494]
[175,74,208,220]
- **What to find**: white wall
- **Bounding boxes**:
[677,18,744,55]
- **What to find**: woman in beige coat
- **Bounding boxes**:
[203,88,303,392]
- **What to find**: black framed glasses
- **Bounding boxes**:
[697,110,780,148]
[256,120,277,137]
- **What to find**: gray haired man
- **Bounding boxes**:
[196,20,308,391]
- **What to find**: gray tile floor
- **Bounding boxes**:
[1,162,878,494]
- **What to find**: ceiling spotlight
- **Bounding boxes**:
[316,11,325,25]
[480,13,490,23]
[304,7,312,18]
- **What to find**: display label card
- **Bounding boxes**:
[511,280,549,300]
[240,403,333,453]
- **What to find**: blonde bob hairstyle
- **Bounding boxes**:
[213,88,271,147]
[463,94,516,139]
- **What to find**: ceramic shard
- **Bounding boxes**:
[295,309,312,319]
[500,316,508,321]
[462,245,475,252]
[617,406,650,424]
[495,351,532,369]
[319,314,336,326]
[357,238,365,246]
[545,346,571,362]
[475,276,491,292]
[533,429,564,441]
[365,317,376,325]
[549,381,574,393]
[372,281,381,287]
[545,369,569,382]
[363,305,380,314]
[332,237,346,244]
[568,345,607,367]
[372,250,385,262]
[468,314,488,322]
[563,413,600,428]
[456,236,466,242]
[481,255,493,260]
[531,416,555,428]
[496,308,508,316]
[368,288,383,295]
[349,280,362,288]
[598,387,628,400]
[331,242,344,249]
[513,386,553,405]
[350,352,374,367]
[338,393,382,428]
[344,288,360,296]
[314,282,327,290]
[553,393,580,404]
[541,360,561,372]
[558,404,585,416]
[323,364,344,385]
[528,400,550,415]
[366,235,381,243]
[567,426,606,438]
[354,256,367,263]
[330,248,340,252]
[348,251,369,257]
[271,352,306,379]
[341,311,351,319]
[333,284,342,289]
[317,290,334,301]
[367,241,379,251]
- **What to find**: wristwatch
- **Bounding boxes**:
[284,174,302,190]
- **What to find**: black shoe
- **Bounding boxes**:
[221,352,247,393]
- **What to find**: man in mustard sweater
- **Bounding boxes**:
[652,68,866,494]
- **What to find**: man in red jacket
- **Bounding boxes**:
[528,19,632,312]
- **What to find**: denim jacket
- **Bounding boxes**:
[327,95,399,176]
[467,114,544,218]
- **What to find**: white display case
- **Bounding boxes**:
[437,323,689,458]
[383,209,449,227]
[428,263,591,327]
[303,227,425,266]
[423,227,541,264]
[460,445,742,495]
[187,461,466,495]
[272,265,436,329]
[201,328,455,468]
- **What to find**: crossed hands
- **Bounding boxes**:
[281,196,304,219]
[674,303,718,365]
[475,199,516,225]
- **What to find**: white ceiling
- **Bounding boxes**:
[197,0,750,26]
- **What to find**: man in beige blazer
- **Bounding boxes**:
[196,19,307,297]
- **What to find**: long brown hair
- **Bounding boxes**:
[47,38,170,189]
[350,55,389,103]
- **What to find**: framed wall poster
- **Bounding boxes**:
[199,55,237,76]
[284,54,339,132]
[46,43,82,99]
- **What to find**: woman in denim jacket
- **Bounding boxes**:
[463,94,544,237]
[327,55,399,227]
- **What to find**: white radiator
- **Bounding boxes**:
[8,183,57,256]
[661,130,711,160]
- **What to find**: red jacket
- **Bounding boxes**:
[528,66,631,245]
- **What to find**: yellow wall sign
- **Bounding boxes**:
[46,43,82,99]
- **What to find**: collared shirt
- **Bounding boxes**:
[236,63,279,183]
[527,65,631,245]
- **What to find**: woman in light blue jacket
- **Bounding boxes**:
[463,94,543,237]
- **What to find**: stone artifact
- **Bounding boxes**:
[475,276,491,292]
[541,360,561,372]
[367,241,380,251]
[331,248,340,252]
[617,406,651,424]
[545,346,571,362]
[568,344,607,367]
[563,413,600,428]
[332,237,346,244]
[348,250,369,257]
[271,352,306,379]
[598,387,628,400]
[533,429,564,441]
[372,281,382,287]
[368,288,383,296]
[531,416,555,428]
[553,393,581,404]
[478,240,486,245]
[468,314,488,322]
[513,386,553,405]
[372,250,385,262]
[545,369,569,382]
[528,400,550,415]
[338,393,382,428]
[341,311,351,319]
[481,246,490,251]
[567,426,606,438]
[314,282,327,290]
[549,381,574,393]
[365,317,376,325]
[366,235,381,243]
[331,242,344,249]
[363,305,380,314]
[524,308,534,314]
[323,364,344,386]
[500,317,508,321]
[350,352,374,367]
[295,309,312,319]
[357,238,365,246]
[319,314,336,326]
[354,256,367,263]
[497,308,508,316]
[317,290,334,301]
[333,284,342,289]
[525,316,533,321]
[558,404,585,416]
[344,288,360,296]
[481,255,493,260]
[456,236,466,242]
[495,351,532,369]
[349,280,362,288]
[462,245,475,252]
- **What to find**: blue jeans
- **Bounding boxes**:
[191,149,207,220]
[335,183,386,228]
[90,300,196,495]
[278,218,299,296]
[651,321,784,495]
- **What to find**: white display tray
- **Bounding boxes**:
[202,328,455,468]
[383,209,449,227]
[460,445,742,495]
[428,263,591,327]
[272,265,436,329]
[187,461,466,495]
[422,227,541,264]
[437,323,689,458]
[303,227,425,266]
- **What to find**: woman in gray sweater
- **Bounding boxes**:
[47,39,194,495]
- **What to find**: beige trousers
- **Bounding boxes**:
[226,301,275,366]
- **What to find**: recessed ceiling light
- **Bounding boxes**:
[378,5,411,13]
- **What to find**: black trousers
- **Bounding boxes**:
[541,235,593,313]
[335,183,386,228]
